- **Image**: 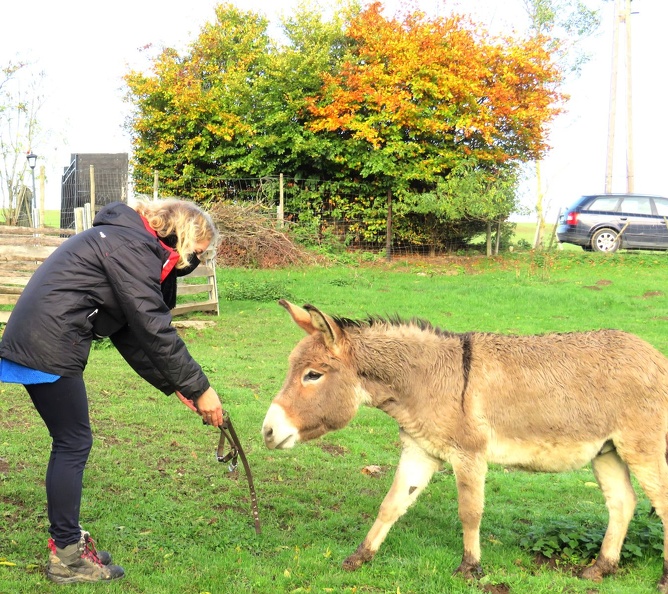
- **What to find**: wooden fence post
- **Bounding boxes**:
[39,165,46,227]
[90,164,96,218]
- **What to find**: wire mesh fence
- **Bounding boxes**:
[171,175,513,256]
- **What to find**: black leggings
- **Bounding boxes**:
[26,376,92,549]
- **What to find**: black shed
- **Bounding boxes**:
[60,153,129,230]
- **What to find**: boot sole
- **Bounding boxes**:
[47,569,125,584]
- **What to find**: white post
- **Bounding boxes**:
[277,173,284,226]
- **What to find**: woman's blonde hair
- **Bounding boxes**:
[134,198,218,269]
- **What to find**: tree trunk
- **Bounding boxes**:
[532,160,545,248]
[385,189,392,262]
[486,221,492,257]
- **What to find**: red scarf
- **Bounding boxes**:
[139,216,180,282]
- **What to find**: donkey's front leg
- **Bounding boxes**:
[450,453,487,580]
[342,433,440,571]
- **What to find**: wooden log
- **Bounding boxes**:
[0,295,20,306]
[0,225,73,236]
[0,278,31,288]
[174,283,214,296]
[0,245,58,259]
[0,236,67,247]
[0,286,25,295]
[171,301,219,315]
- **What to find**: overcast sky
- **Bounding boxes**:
[1,0,667,219]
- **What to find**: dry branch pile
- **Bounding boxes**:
[208,202,316,268]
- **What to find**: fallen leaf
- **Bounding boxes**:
[362,465,382,477]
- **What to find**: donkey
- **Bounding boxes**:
[262,300,668,591]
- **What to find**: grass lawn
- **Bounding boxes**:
[2,249,668,593]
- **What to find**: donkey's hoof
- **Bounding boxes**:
[342,545,374,571]
[580,565,604,583]
[581,558,617,582]
[342,556,363,572]
[453,562,484,581]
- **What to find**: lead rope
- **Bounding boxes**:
[216,414,261,535]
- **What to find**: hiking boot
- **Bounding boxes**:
[46,535,124,584]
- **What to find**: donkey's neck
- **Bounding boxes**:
[349,326,466,422]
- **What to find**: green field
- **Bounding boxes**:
[2,252,668,593]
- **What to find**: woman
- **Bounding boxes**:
[0,198,223,584]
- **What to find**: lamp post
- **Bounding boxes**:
[26,151,38,227]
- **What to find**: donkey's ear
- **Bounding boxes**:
[279,300,318,334]
[303,304,342,349]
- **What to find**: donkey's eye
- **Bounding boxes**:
[304,370,323,382]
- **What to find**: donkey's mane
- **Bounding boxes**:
[331,314,459,338]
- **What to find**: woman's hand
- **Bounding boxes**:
[194,386,224,427]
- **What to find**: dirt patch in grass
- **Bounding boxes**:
[385,254,495,274]
[480,583,511,594]
[318,443,348,456]
[533,553,583,577]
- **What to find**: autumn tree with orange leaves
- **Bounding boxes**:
[305,2,564,249]
[125,2,565,252]
[308,3,563,176]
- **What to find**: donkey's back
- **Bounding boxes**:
[457,329,668,472]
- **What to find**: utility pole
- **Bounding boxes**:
[624,0,634,193]
[604,0,634,194]
[604,0,621,194]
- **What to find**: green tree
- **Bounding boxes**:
[125,4,275,198]
[125,2,354,199]
[398,161,521,255]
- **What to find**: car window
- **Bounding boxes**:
[619,197,652,215]
[654,197,668,217]
[586,197,620,211]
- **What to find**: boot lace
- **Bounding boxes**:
[81,534,104,566]
[47,535,103,566]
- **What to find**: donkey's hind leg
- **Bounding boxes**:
[623,451,668,593]
[581,449,637,582]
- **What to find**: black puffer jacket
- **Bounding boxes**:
[0,202,210,401]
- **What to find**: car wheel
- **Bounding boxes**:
[591,228,620,253]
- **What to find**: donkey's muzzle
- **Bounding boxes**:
[262,403,298,449]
